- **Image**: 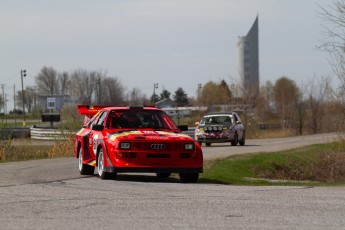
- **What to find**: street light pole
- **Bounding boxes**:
[21,70,26,126]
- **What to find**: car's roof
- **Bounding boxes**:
[203,112,237,116]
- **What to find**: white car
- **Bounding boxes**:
[195,112,245,147]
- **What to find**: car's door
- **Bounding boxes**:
[88,111,108,156]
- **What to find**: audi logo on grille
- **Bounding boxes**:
[151,144,165,149]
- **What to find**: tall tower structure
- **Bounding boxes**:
[237,16,259,98]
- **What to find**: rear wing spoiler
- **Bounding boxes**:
[77,105,108,125]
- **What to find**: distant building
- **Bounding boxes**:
[155,98,176,109]
[237,16,259,98]
[38,95,70,112]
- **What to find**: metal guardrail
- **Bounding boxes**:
[30,127,73,140]
[0,127,30,140]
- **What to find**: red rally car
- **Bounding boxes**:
[74,105,203,183]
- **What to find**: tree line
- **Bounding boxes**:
[3,63,342,135]
[2,66,193,114]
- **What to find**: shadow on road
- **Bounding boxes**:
[88,173,225,184]
[201,144,261,148]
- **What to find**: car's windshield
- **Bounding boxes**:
[107,109,178,130]
[200,115,233,125]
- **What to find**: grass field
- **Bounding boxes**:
[200,140,345,186]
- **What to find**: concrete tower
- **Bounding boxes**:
[237,16,259,98]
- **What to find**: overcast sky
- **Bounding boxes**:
[0,0,335,105]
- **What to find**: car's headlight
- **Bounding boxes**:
[184,143,194,150]
[120,142,131,150]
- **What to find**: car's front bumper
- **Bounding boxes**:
[104,166,203,174]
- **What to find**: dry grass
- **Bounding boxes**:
[253,138,345,182]
[48,135,75,158]
[0,134,75,163]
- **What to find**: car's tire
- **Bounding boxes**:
[239,138,245,146]
[78,147,95,175]
[97,148,116,180]
[239,131,246,146]
[156,173,171,178]
[179,173,199,183]
[205,143,211,147]
[231,134,238,146]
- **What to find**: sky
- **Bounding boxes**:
[0,0,336,109]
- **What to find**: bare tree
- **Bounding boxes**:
[101,77,124,105]
[128,87,147,106]
[35,66,59,95]
[58,71,69,95]
[69,69,98,104]
[15,86,36,113]
[273,77,300,129]
[306,77,330,134]
[318,1,345,119]
[293,84,307,135]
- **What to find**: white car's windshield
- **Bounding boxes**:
[200,115,233,125]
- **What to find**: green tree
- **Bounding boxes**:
[160,89,171,100]
[173,87,188,106]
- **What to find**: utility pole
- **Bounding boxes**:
[153,83,158,105]
[97,77,101,104]
[4,94,7,125]
[14,84,16,127]
[1,84,4,126]
[21,70,26,126]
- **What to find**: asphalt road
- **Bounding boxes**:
[1,133,345,230]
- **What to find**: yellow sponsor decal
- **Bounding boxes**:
[157,131,190,138]
[109,131,142,141]
[108,130,190,141]
[88,160,96,166]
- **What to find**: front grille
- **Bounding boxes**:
[180,153,190,158]
[146,153,171,158]
[144,142,173,151]
[131,141,180,151]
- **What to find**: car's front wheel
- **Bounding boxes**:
[179,173,199,183]
[97,149,116,180]
[78,147,95,175]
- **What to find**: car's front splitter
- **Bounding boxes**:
[104,166,203,174]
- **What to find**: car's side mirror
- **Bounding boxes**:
[236,121,242,124]
[91,124,104,131]
[178,125,188,131]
